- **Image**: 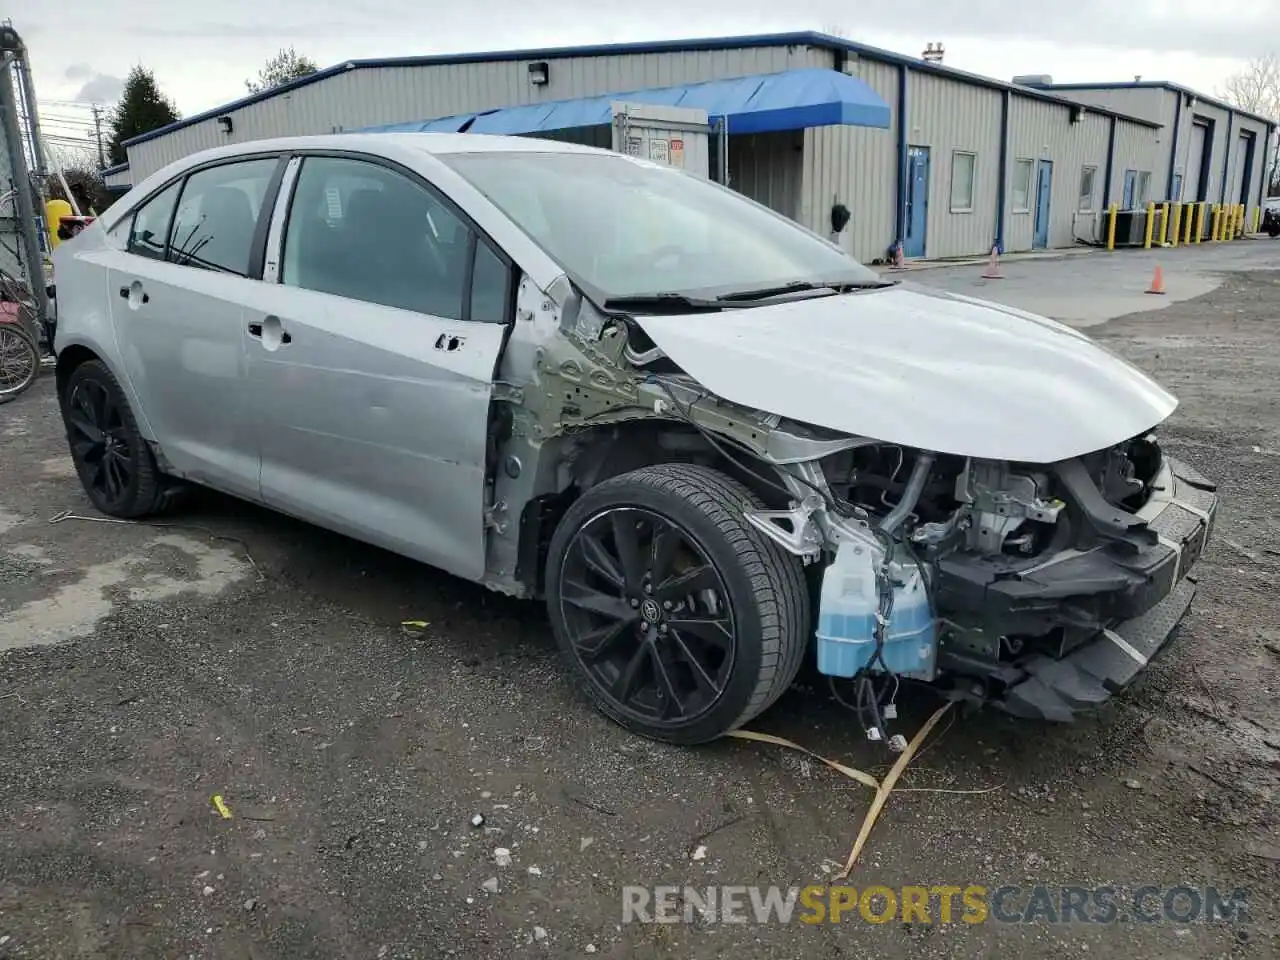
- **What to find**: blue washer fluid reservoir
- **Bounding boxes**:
[815,538,938,680]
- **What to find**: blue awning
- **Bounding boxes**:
[362,68,891,137]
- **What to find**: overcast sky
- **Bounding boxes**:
[21,0,1278,156]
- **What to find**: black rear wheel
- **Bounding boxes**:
[60,360,165,518]
[545,463,811,744]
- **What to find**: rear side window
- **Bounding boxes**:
[126,181,181,260]
[281,155,511,322]
[167,158,279,276]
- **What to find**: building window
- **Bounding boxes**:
[1011,159,1033,213]
[1137,171,1152,206]
[950,151,976,213]
[1078,165,1097,212]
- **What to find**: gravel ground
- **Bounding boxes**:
[0,268,1278,959]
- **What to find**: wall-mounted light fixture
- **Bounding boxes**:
[1070,105,1085,124]
[528,61,549,86]
[217,115,234,134]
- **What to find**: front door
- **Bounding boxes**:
[904,146,930,258]
[244,154,511,582]
[1033,160,1053,249]
[1122,169,1137,209]
[107,155,282,500]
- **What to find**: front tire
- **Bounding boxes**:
[60,360,165,518]
[545,463,811,744]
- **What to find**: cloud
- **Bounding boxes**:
[75,74,125,104]
[63,62,93,81]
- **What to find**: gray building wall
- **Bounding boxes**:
[125,44,831,182]
[1032,84,1273,210]
[1110,119,1162,208]
[906,70,1003,259]
[799,56,899,263]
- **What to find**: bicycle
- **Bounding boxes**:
[0,268,42,404]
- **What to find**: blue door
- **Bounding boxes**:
[904,146,930,258]
[1033,160,1053,249]
[1122,169,1137,209]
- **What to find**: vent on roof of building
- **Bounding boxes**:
[1013,74,1054,86]
[922,42,945,63]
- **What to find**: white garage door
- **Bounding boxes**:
[1229,133,1250,204]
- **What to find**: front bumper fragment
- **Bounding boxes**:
[994,456,1217,722]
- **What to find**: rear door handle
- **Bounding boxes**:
[119,285,149,304]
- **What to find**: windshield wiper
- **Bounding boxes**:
[601,293,726,313]
[716,279,895,302]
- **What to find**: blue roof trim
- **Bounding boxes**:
[363,69,890,137]
[100,161,130,176]
[122,30,1162,149]
[1021,80,1274,127]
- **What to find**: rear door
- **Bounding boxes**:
[242,153,513,581]
[107,155,284,499]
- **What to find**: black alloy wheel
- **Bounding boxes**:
[60,360,165,518]
[546,463,811,744]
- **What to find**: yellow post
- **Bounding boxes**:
[1183,204,1194,244]
[1106,202,1118,251]
[1158,203,1169,245]
[1238,204,1247,237]
[1169,203,1182,247]
[1144,201,1156,249]
[1194,202,1205,243]
[1253,206,1262,233]
[1211,205,1221,241]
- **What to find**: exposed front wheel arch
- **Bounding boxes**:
[544,462,811,744]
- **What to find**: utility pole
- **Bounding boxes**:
[90,102,106,169]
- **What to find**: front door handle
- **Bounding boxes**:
[249,317,293,346]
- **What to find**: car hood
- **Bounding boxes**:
[631,283,1176,463]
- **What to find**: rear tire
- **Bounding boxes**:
[545,463,811,744]
[60,360,166,518]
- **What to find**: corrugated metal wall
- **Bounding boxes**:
[1005,99,1112,251]
[903,71,1002,259]
[798,57,899,263]
[730,131,804,219]
[126,45,830,180]
[1110,119,1162,207]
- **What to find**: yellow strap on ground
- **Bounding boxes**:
[729,700,955,879]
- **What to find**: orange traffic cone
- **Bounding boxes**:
[1145,265,1166,295]
[981,245,1003,279]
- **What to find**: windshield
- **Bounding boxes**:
[438,149,881,301]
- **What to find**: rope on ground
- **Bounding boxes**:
[730,700,979,879]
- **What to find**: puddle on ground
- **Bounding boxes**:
[0,534,248,651]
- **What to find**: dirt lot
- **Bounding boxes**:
[1,267,1278,959]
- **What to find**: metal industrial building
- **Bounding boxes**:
[1021,79,1272,213]
[102,31,1276,263]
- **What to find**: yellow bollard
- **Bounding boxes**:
[1193,203,1205,243]
[1210,205,1221,241]
[1157,203,1169,245]
[1169,203,1182,247]
[1144,201,1156,249]
[1239,204,1247,237]
[1183,204,1194,244]
[1253,206,1262,233]
[1106,203,1118,251]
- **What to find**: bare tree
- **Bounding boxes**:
[1217,53,1280,119]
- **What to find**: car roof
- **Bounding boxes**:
[183,132,609,165]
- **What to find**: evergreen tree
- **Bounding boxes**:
[245,47,319,94]
[107,66,180,166]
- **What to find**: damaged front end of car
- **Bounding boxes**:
[740,433,1218,726]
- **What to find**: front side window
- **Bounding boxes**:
[438,150,880,303]
[281,156,506,320]
[168,158,279,276]
[125,180,182,260]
